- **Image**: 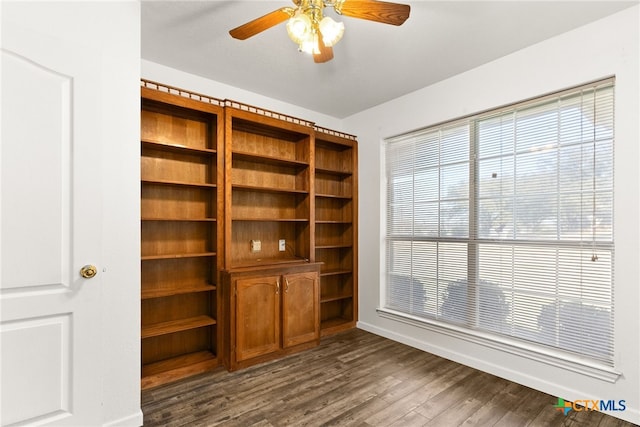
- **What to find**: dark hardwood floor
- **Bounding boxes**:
[142,329,636,427]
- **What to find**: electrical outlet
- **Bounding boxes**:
[250,240,261,252]
[279,239,286,252]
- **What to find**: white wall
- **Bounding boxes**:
[100,3,143,426]
[142,60,343,132]
[344,5,639,424]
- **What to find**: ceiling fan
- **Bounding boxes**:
[229,0,410,63]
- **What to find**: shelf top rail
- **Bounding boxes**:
[314,125,357,141]
[141,79,225,107]
[225,99,315,128]
[141,79,355,140]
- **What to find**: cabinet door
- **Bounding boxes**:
[235,275,281,361]
[282,272,320,348]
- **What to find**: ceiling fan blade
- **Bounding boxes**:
[314,36,334,63]
[336,0,410,26]
[229,8,293,40]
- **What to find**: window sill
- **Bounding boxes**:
[377,307,622,383]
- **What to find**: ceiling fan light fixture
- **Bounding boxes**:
[229,0,410,63]
[286,10,312,44]
[318,16,344,47]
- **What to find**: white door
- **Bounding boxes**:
[1,17,104,427]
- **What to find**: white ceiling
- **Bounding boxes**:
[142,1,636,118]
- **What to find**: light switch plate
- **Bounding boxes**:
[250,240,261,252]
[279,239,286,251]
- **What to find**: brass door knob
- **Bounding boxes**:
[80,265,97,279]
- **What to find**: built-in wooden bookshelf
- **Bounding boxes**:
[140,81,357,387]
[314,128,358,335]
[140,85,224,389]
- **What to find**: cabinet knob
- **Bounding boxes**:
[80,264,97,279]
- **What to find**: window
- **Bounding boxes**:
[384,79,615,366]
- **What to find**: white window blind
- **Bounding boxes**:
[385,79,615,366]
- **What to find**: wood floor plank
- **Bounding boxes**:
[527,397,576,426]
[271,346,409,422]
[460,381,533,426]
[141,328,636,427]
[321,396,394,426]
[388,410,430,426]
[416,370,488,420]
[362,364,478,426]
[493,384,561,427]
[187,336,399,425]
[269,374,401,426]
[373,354,452,402]
[419,372,512,425]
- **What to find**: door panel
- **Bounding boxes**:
[282,272,319,348]
[1,315,71,426]
[1,52,72,291]
[1,17,103,426]
[235,276,281,361]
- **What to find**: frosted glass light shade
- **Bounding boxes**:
[319,16,344,47]
[286,12,312,44]
[300,32,320,54]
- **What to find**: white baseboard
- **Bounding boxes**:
[103,409,144,427]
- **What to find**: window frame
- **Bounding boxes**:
[381,77,620,382]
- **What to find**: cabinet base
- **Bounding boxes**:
[227,340,319,372]
[141,351,219,390]
[321,317,356,337]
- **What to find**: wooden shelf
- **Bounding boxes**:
[316,220,352,224]
[142,178,216,189]
[320,268,353,277]
[315,167,352,177]
[315,193,352,199]
[315,244,353,250]
[230,258,309,269]
[142,139,217,155]
[232,184,308,195]
[142,284,216,300]
[232,218,309,222]
[141,351,218,390]
[142,315,217,339]
[142,252,217,261]
[233,150,309,169]
[321,293,353,304]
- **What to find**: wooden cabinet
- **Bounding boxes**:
[314,128,358,335]
[235,275,281,361]
[140,86,224,389]
[282,270,321,347]
[222,264,321,371]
